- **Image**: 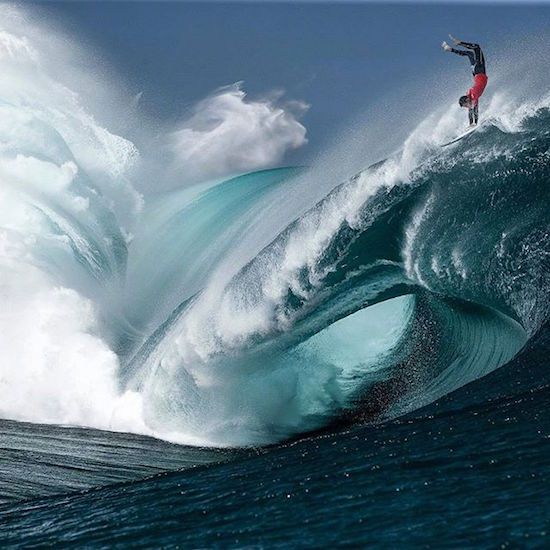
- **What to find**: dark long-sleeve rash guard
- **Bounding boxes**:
[450,41,486,75]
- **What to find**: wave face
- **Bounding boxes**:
[128,107,550,446]
[1,7,550,448]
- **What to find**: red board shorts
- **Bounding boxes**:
[468,73,488,105]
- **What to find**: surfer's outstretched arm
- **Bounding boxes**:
[468,103,479,126]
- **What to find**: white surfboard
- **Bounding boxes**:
[440,125,478,147]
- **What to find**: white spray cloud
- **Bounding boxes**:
[0,6,142,224]
[0,5,312,444]
[169,83,309,183]
[0,260,119,428]
[0,6,146,433]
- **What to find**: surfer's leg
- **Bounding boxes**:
[473,103,479,124]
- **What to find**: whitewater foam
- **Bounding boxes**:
[0,7,143,434]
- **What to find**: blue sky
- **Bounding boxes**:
[30,1,550,161]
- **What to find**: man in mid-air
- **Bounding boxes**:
[442,35,488,126]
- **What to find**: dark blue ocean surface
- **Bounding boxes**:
[1,328,548,548]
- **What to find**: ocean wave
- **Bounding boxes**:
[132,106,550,446]
[1,5,549,448]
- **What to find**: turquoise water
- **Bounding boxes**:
[2,14,550,540]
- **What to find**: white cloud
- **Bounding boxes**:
[169,83,308,183]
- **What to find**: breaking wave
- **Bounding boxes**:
[1,5,549,447]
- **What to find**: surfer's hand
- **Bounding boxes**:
[442,41,452,52]
[449,34,461,45]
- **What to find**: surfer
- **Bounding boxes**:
[441,35,488,126]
